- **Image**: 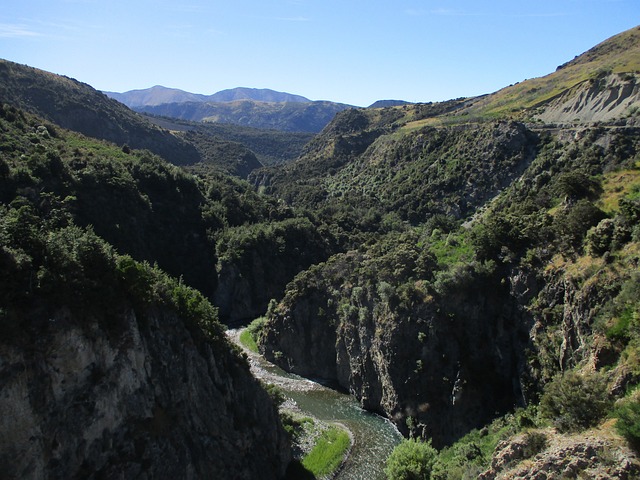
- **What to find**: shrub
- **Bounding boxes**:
[521,431,548,458]
[263,383,286,408]
[240,316,268,352]
[586,219,615,255]
[166,280,221,340]
[553,172,601,201]
[539,371,612,432]
[385,438,438,480]
[37,225,117,305]
[613,396,640,447]
[554,199,607,251]
[116,255,155,304]
[607,307,635,342]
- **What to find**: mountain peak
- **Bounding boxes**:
[209,87,310,103]
[104,86,207,107]
[104,86,312,108]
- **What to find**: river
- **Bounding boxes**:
[227,329,402,479]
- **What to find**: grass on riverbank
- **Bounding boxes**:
[239,328,259,353]
[282,409,352,479]
[238,317,266,353]
[301,424,351,478]
[238,319,352,478]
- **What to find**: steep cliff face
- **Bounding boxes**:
[526,247,640,392]
[260,250,533,448]
[259,248,638,450]
[213,218,334,323]
[0,304,290,479]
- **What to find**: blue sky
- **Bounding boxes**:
[1,1,638,106]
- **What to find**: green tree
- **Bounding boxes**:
[385,438,438,480]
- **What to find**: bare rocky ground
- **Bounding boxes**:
[480,421,640,479]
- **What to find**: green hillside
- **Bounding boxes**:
[251,25,640,475]
[431,25,640,124]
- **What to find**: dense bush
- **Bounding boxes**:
[613,395,640,447]
[385,438,438,480]
[37,225,118,306]
[539,371,612,432]
[240,316,267,353]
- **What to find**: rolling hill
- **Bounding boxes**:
[247,26,640,471]
[143,114,314,166]
[105,85,209,107]
[136,98,352,133]
[434,25,640,125]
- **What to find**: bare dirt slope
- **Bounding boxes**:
[536,73,640,124]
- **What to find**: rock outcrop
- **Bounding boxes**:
[0,305,290,479]
[479,426,640,479]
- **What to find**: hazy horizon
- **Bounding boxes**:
[2,0,638,107]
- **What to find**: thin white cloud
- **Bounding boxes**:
[0,23,43,38]
[406,8,566,18]
[513,13,567,18]
[274,16,310,22]
[165,4,214,14]
[405,8,478,17]
[405,8,427,16]
[430,8,467,16]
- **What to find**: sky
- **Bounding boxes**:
[1,1,639,107]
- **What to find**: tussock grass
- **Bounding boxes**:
[599,166,640,214]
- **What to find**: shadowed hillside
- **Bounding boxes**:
[0,60,201,165]
[137,99,353,133]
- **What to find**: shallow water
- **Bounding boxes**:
[227,329,402,479]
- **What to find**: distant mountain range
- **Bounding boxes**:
[0,59,316,175]
[105,86,311,108]
[104,86,354,133]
